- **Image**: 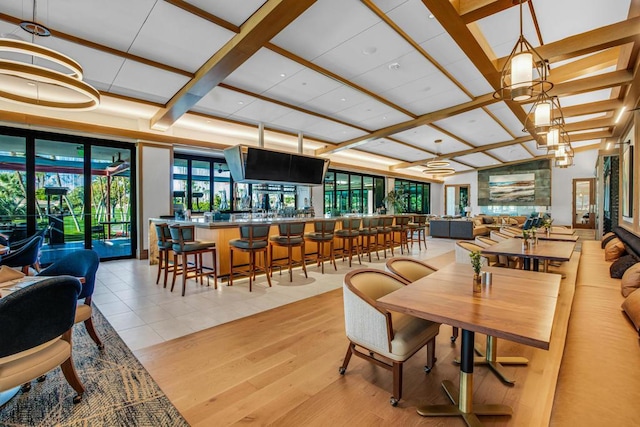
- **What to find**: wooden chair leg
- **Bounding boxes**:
[264,250,272,287]
[392,362,403,403]
[83,313,104,350]
[155,249,163,284]
[426,337,436,371]
[60,330,85,403]
[181,253,188,296]
[229,249,234,286]
[300,244,307,278]
[170,253,178,292]
[339,343,355,374]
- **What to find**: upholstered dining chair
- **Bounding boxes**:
[385,257,459,343]
[0,236,43,274]
[455,241,503,267]
[37,250,103,350]
[340,269,440,406]
[0,276,85,404]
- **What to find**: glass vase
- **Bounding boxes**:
[473,273,482,293]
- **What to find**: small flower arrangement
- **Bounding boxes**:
[542,218,552,229]
[522,229,531,240]
[469,250,483,275]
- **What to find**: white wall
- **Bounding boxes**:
[441,170,478,215]
[551,150,599,225]
[310,184,323,216]
[430,182,444,216]
[138,145,171,256]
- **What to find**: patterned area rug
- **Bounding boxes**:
[0,306,189,426]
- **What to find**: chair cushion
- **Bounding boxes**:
[601,232,617,249]
[229,239,268,250]
[388,312,440,361]
[622,289,640,332]
[359,229,377,236]
[172,242,215,253]
[269,236,303,245]
[336,230,359,237]
[74,303,92,323]
[304,232,334,242]
[621,263,640,297]
[0,338,70,391]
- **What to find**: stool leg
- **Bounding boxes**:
[156,249,163,284]
[318,241,324,274]
[211,248,218,289]
[170,252,178,292]
[229,249,234,287]
[330,241,337,270]
[163,250,170,288]
[300,243,307,278]
[288,245,293,281]
[249,250,254,292]
[264,249,272,287]
[182,252,188,296]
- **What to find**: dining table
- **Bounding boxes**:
[377,263,561,426]
[481,238,575,272]
[548,227,576,236]
[515,233,579,242]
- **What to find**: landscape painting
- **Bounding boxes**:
[489,173,535,203]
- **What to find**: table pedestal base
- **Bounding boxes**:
[455,336,528,384]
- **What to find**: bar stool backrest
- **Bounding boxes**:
[314,220,336,235]
[413,215,427,225]
[341,218,362,231]
[380,216,394,228]
[361,217,379,229]
[155,223,172,248]
[239,224,270,241]
[277,222,306,237]
[169,225,195,251]
[395,215,410,226]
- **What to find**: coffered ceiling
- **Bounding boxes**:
[0,0,638,179]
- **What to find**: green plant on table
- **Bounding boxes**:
[522,229,530,240]
[469,250,483,275]
[542,218,552,229]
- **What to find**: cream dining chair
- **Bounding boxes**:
[340,269,440,406]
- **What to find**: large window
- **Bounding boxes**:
[394,179,431,214]
[0,127,135,264]
[324,170,385,215]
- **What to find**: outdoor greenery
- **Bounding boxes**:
[383,189,408,214]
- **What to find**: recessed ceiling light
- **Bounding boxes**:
[362,46,377,55]
[280,73,286,77]
[340,98,347,102]
[428,14,435,19]
[238,101,244,105]
[388,62,400,71]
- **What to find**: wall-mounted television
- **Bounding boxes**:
[224,145,329,185]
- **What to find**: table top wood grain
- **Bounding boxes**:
[548,227,575,235]
[377,263,561,350]
[481,238,575,262]
[515,233,579,242]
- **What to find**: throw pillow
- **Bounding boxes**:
[482,216,494,225]
[621,289,640,332]
[508,218,519,225]
[473,218,483,227]
[610,254,639,279]
[601,232,617,249]
[605,239,626,262]
[622,262,640,297]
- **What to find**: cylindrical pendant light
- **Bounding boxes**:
[511,52,533,101]
[534,99,552,134]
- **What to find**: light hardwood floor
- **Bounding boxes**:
[136,245,583,426]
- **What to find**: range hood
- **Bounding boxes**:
[223,145,329,186]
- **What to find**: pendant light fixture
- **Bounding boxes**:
[493,0,552,102]
[0,1,100,110]
[423,139,455,176]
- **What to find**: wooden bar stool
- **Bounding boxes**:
[154,223,174,288]
[376,216,395,258]
[391,215,411,254]
[229,224,271,292]
[304,220,337,273]
[270,222,308,282]
[408,215,428,250]
[359,217,380,262]
[169,225,217,296]
[335,218,361,267]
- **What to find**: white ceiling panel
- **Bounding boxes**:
[314,21,415,80]
[559,89,613,107]
[223,48,306,94]
[302,85,371,116]
[26,0,157,52]
[331,98,406,128]
[359,139,428,162]
[110,60,190,104]
[535,0,631,45]
[564,112,608,124]
[405,88,471,116]
[571,139,601,148]
[524,140,543,154]
[193,86,258,117]
[476,4,538,58]
[454,152,501,167]
[185,0,266,26]
[359,109,413,130]
[38,36,125,92]
[485,102,529,138]
[231,99,292,124]
[302,119,368,143]
[434,109,513,146]
[352,50,439,95]
[420,32,467,66]
[128,1,234,73]
[392,125,469,154]
[271,0,380,60]
[382,69,468,110]
[383,0,445,43]
[444,58,493,96]
[487,145,533,162]
[263,68,342,106]
[270,110,335,135]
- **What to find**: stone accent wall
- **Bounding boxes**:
[477,159,551,207]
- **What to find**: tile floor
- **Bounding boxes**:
[92,238,456,352]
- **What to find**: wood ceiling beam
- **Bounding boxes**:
[563,118,614,133]
[560,99,622,118]
[610,46,640,140]
[549,48,619,84]
[546,70,634,97]
[315,93,497,155]
[163,0,240,33]
[496,16,640,69]
[150,0,316,130]
[459,0,518,24]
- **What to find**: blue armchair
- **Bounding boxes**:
[37,250,103,350]
[0,276,85,403]
[0,236,42,274]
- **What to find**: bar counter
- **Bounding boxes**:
[149,215,385,277]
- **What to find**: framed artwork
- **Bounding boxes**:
[622,144,634,218]
[489,173,535,203]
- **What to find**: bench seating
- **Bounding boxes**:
[549,238,640,425]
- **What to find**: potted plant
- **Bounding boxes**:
[382,189,408,214]
[522,229,531,249]
[542,218,553,236]
[469,250,483,293]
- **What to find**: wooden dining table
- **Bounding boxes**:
[515,233,579,242]
[481,238,575,271]
[548,227,576,236]
[378,263,561,426]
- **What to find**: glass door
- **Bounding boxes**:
[0,134,27,243]
[573,178,595,229]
